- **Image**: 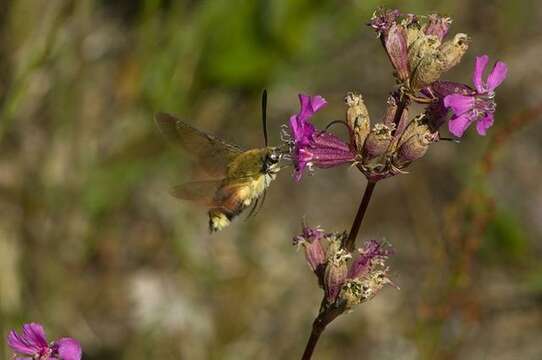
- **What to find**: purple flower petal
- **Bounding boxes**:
[299,94,327,119]
[448,112,474,137]
[288,94,355,181]
[22,323,48,349]
[56,338,82,360]
[475,113,494,136]
[443,94,475,116]
[473,55,489,93]
[7,331,38,355]
[486,61,508,92]
[288,94,326,146]
[7,323,50,356]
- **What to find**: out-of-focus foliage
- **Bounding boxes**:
[1,0,542,359]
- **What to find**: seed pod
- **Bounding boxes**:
[345,92,370,152]
[437,33,470,73]
[394,134,430,168]
[393,116,438,168]
[407,34,440,78]
[409,33,469,90]
[363,123,395,161]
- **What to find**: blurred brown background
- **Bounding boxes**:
[1,0,541,359]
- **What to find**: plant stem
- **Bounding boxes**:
[301,320,324,360]
[343,181,377,252]
[301,305,344,360]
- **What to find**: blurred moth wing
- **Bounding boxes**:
[155,112,282,232]
[155,112,242,178]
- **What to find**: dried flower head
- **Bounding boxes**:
[362,123,395,161]
[345,92,371,152]
[348,240,393,279]
[339,240,395,308]
[410,32,470,90]
[369,8,401,36]
[370,10,469,89]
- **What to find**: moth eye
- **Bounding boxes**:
[269,153,279,162]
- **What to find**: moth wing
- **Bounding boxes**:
[170,180,223,207]
[170,175,258,209]
[155,112,243,177]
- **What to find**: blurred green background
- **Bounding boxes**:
[1,0,541,359]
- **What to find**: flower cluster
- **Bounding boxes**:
[7,323,81,360]
[369,8,469,90]
[288,8,508,357]
[284,9,507,182]
[294,224,394,311]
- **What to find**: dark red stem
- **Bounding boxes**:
[343,181,377,252]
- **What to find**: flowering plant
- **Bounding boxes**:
[282,8,508,359]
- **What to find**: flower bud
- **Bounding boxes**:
[324,248,351,302]
[293,224,326,274]
[385,23,410,82]
[362,123,395,161]
[345,92,370,152]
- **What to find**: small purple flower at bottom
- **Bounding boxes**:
[7,323,82,360]
[288,94,356,181]
[444,55,508,137]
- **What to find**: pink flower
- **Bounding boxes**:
[7,323,82,360]
[288,94,356,181]
[444,55,508,137]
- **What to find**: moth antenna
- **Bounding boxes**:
[262,89,269,147]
